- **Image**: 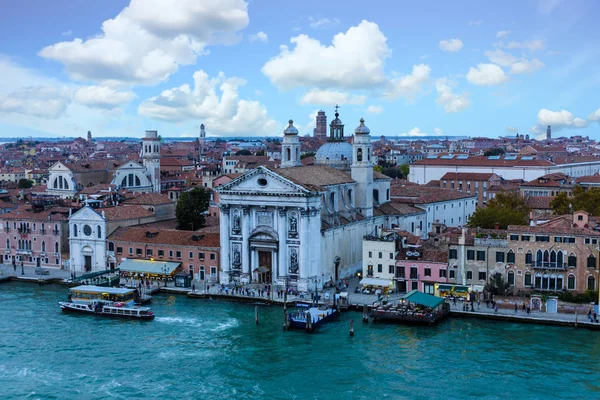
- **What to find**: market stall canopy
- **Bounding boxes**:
[436,284,470,293]
[401,290,445,308]
[359,278,393,287]
[118,259,180,276]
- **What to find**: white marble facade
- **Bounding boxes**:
[68,205,107,272]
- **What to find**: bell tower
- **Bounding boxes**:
[351,118,374,217]
[142,130,161,193]
[281,120,301,168]
[199,123,206,160]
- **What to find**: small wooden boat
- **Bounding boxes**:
[287,302,338,333]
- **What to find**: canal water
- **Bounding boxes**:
[1,283,599,400]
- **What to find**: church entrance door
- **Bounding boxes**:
[84,256,92,272]
[256,251,272,283]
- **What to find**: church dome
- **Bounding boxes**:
[283,119,299,135]
[315,141,353,169]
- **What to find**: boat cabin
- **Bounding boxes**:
[69,285,136,303]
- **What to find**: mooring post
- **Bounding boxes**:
[349,319,355,336]
[575,310,578,328]
[283,311,288,331]
[255,305,259,325]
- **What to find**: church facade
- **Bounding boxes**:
[111,130,161,193]
[217,113,404,290]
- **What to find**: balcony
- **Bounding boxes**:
[17,228,31,235]
[40,229,46,235]
[52,230,59,236]
[533,261,567,270]
[16,249,32,256]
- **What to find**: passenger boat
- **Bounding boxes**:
[58,285,155,320]
[287,302,339,333]
[58,300,155,320]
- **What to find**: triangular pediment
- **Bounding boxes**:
[49,161,70,173]
[70,205,104,222]
[217,166,312,196]
[116,160,145,171]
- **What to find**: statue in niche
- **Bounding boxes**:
[232,246,241,269]
[289,248,299,275]
[232,212,241,234]
[288,213,298,238]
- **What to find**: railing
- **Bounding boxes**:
[16,249,32,255]
[40,229,46,235]
[53,230,59,236]
[533,261,567,270]
[18,228,31,235]
[474,238,508,247]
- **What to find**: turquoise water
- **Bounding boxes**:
[1,283,599,400]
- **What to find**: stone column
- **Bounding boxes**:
[241,206,250,280]
[278,207,287,280]
[309,207,321,279]
[299,208,309,280]
[219,204,230,284]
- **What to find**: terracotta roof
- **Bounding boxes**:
[525,196,553,210]
[374,202,425,216]
[0,205,67,221]
[390,183,475,204]
[553,155,600,165]
[373,170,391,180]
[108,226,220,248]
[66,160,109,172]
[575,175,600,184]
[78,183,116,195]
[101,205,154,221]
[123,193,175,206]
[413,155,553,167]
[273,165,355,190]
[508,215,600,235]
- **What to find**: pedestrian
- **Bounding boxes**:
[192,284,195,293]
[594,312,598,323]
[13,260,16,272]
[514,303,518,313]
[494,304,498,313]
[526,306,530,315]
[588,309,593,322]
[522,302,526,312]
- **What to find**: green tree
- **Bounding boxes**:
[382,167,403,179]
[483,147,505,156]
[234,149,252,156]
[485,272,510,296]
[300,152,315,159]
[373,165,384,173]
[467,192,529,229]
[17,179,33,189]
[255,150,265,156]
[176,188,210,231]
[550,192,571,215]
[399,164,409,178]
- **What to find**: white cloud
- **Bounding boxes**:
[484,49,518,67]
[39,0,249,86]
[469,20,483,26]
[466,63,508,86]
[383,64,431,100]
[504,40,545,51]
[249,31,268,43]
[300,89,365,106]
[61,30,73,37]
[0,85,71,119]
[308,17,340,30]
[366,105,383,114]
[399,127,429,137]
[510,58,544,74]
[589,108,600,122]
[138,70,277,136]
[439,38,463,52]
[435,78,471,113]
[74,85,135,109]
[261,20,390,91]
[537,108,588,130]
[434,128,443,135]
[496,30,510,38]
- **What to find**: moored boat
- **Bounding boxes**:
[287,302,339,333]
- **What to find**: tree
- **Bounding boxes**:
[255,150,265,156]
[17,179,33,189]
[550,192,570,215]
[399,164,409,178]
[234,149,252,156]
[485,272,510,296]
[373,165,384,173]
[176,188,210,231]
[382,167,403,179]
[483,147,505,156]
[300,152,315,160]
[467,192,529,229]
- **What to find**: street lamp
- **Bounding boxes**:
[162,263,169,287]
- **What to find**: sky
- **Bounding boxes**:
[0,0,599,139]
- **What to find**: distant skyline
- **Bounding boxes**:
[0,0,599,139]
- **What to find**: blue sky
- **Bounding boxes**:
[0,0,599,139]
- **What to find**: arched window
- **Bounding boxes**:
[128,174,134,187]
[557,251,563,267]
[524,271,532,286]
[567,274,576,290]
[550,250,556,265]
[53,178,58,189]
[33,223,36,231]
[587,254,596,268]
[568,253,577,267]
[73,224,78,237]
[507,270,515,286]
[97,225,102,239]
[55,242,59,253]
[347,189,353,205]
[373,189,379,204]
[5,238,9,249]
[64,179,69,190]
[356,148,363,162]
[536,249,542,265]
[507,250,515,263]
[386,188,390,201]
[135,176,141,186]
[121,177,127,187]
[367,148,371,161]
[525,250,532,264]
[329,192,335,211]
[587,275,596,291]
[286,148,291,161]
[108,242,114,252]
[41,241,46,252]
[557,273,564,289]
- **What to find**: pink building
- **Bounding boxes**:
[394,261,448,295]
[0,206,70,268]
